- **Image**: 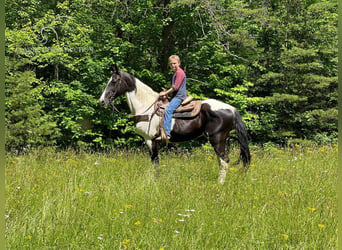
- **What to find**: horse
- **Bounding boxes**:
[99,64,251,184]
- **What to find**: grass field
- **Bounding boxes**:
[6,144,337,249]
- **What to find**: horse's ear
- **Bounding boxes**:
[111,64,119,74]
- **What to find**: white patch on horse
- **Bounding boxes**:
[145,139,152,151]
[218,157,229,185]
[135,115,160,139]
[170,118,176,133]
[125,79,160,139]
[126,79,158,114]
[202,99,236,113]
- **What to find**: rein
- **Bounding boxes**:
[141,97,160,114]
[109,91,120,112]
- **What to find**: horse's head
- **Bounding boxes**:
[99,64,136,107]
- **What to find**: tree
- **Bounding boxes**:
[5,28,59,151]
[246,0,337,143]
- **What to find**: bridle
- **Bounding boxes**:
[106,74,124,113]
[105,89,119,112]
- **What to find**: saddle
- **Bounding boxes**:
[129,96,202,140]
[154,98,202,119]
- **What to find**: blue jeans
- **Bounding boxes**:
[164,97,182,136]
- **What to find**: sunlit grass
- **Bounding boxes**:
[6,145,337,249]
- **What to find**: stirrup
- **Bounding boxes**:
[155,135,170,141]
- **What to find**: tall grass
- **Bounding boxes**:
[6,145,337,249]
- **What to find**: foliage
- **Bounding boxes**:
[247,0,337,143]
[5,0,338,150]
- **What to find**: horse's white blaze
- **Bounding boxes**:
[99,76,113,105]
[202,99,236,113]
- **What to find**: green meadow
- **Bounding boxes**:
[6,145,337,249]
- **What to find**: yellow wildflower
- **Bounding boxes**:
[121,239,131,249]
[134,220,141,226]
[318,224,326,229]
[307,207,316,212]
[281,234,289,240]
[153,217,163,223]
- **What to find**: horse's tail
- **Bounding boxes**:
[233,110,251,169]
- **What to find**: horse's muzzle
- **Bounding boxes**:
[99,97,109,107]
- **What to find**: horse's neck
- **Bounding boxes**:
[126,78,159,115]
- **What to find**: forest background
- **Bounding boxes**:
[5,0,338,151]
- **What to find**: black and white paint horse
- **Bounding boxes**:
[100,65,251,184]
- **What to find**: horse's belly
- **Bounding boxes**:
[171,116,204,141]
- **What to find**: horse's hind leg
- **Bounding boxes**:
[209,133,229,184]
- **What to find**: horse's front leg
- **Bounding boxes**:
[146,139,160,175]
[146,139,159,165]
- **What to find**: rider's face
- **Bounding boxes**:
[169,59,180,72]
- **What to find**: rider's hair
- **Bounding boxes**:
[168,55,181,65]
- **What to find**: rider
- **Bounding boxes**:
[158,55,187,140]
